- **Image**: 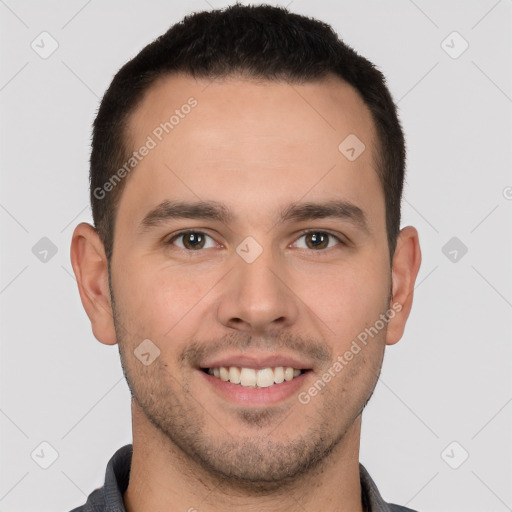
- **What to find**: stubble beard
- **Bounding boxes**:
[109,280,385,492]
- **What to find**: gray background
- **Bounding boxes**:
[1,1,511,511]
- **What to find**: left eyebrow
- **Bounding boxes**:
[136,199,371,235]
[277,200,370,234]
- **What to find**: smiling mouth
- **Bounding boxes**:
[201,366,310,388]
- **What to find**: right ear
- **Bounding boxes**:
[70,222,118,345]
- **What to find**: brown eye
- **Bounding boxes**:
[169,231,216,250]
[293,231,342,251]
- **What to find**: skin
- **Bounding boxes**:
[71,73,421,512]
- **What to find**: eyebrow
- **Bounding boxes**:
[137,199,370,235]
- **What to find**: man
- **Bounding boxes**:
[69,3,421,511]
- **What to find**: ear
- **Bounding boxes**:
[70,222,118,345]
[385,226,422,346]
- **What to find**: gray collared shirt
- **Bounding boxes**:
[68,444,418,512]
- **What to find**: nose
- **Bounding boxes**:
[216,247,300,335]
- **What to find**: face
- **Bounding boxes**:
[84,73,409,486]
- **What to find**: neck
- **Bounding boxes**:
[124,402,364,512]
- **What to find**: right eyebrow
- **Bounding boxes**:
[137,200,232,235]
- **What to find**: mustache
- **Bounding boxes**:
[179,331,333,368]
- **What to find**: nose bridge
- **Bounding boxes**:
[217,239,298,332]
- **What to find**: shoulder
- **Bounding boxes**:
[67,487,104,512]
[359,462,419,512]
[66,444,133,512]
[387,505,418,512]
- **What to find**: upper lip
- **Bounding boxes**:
[200,352,314,370]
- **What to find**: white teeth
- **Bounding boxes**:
[240,368,257,387]
[256,368,275,388]
[207,365,304,388]
[274,366,285,384]
[229,366,241,384]
[219,367,229,381]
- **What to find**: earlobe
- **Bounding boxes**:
[385,226,422,346]
[70,222,118,346]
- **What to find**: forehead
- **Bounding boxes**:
[118,73,384,236]
[128,72,377,157]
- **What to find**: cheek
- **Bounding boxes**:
[115,259,215,341]
[291,257,390,340]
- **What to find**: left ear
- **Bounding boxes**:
[386,226,422,346]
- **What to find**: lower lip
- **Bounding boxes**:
[199,370,310,406]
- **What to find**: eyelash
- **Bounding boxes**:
[166,229,345,254]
